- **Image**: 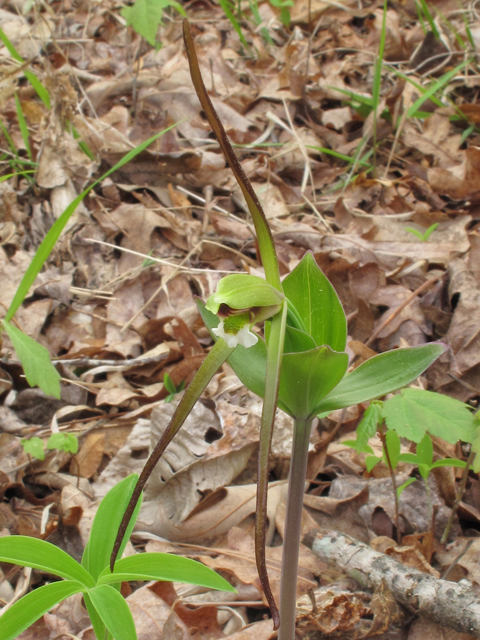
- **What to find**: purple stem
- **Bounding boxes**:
[279,417,313,640]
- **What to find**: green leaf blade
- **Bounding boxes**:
[88,585,137,640]
[280,346,348,419]
[0,580,84,640]
[2,321,61,398]
[83,474,142,581]
[5,125,175,323]
[98,553,236,591]
[383,388,477,444]
[0,536,94,587]
[315,343,447,415]
[282,253,347,352]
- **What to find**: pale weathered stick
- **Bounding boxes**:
[311,531,480,638]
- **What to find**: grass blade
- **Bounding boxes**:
[5,124,176,322]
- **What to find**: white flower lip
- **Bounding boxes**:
[212,321,258,349]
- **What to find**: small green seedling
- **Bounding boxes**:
[405,222,439,242]
[163,372,185,402]
[47,432,79,455]
[345,388,476,539]
[0,474,234,640]
[21,433,79,461]
[21,436,45,461]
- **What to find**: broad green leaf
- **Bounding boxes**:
[382,388,477,444]
[416,434,433,467]
[366,455,382,472]
[264,321,315,354]
[88,585,137,640]
[5,125,176,323]
[282,325,316,354]
[282,253,347,351]
[385,430,400,468]
[357,401,383,448]
[397,477,416,497]
[315,343,447,415]
[0,536,94,587]
[21,436,45,460]
[279,346,348,419]
[3,320,61,398]
[83,474,142,581]
[98,553,236,591]
[122,0,162,46]
[0,580,84,640]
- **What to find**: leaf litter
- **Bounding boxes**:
[1,0,480,638]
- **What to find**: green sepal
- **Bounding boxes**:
[206,274,284,317]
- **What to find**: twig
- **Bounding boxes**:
[312,530,480,638]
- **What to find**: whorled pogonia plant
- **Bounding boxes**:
[111,19,447,640]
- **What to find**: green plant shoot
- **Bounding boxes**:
[0,475,234,640]
[405,223,439,242]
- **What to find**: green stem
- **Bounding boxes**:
[279,416,313,640]
[255,302,287,630]
[110,338,234,571]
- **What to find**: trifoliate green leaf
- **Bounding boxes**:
[383,388,477,444]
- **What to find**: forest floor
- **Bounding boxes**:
[1,0,480,639]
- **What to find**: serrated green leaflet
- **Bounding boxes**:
[356,402,383,448]
[0,580,84,640]
[88,585,137,640]
[0,536,94,587]
[2,321,61,398]
[383,388,477,443]
[315,343,447,414]
[98,553,235,591]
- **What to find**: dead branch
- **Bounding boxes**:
[311,530,480,638]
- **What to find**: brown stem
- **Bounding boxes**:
[441,449,474,544]
[378,428,401,544]
[109,339,232,571]
[279,417,313,640]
